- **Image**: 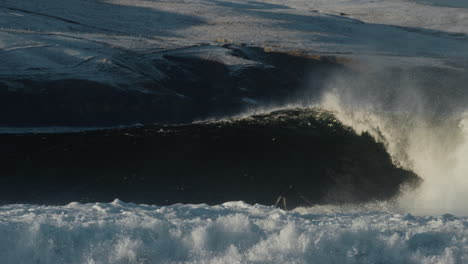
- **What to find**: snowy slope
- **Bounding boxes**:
[258,0,468,35]
[1,0,468,86]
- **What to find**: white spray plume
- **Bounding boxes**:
[315,63,468,216]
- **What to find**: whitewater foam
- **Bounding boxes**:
[317,76,468,216]
[0,200,467,264]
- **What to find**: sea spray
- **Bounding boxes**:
[317,67,468,215]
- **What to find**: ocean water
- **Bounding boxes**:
[1,199,467,264]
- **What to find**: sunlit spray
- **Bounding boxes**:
[315,63,468,215]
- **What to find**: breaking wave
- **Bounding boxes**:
[0,108,416,207]
[313,64,468,216]
[1,45,467,263]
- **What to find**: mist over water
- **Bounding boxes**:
[314,63,468,215]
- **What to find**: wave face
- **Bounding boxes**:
[0,108,417,207]
[1,200,466,264]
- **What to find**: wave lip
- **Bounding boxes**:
[0,200,466,264]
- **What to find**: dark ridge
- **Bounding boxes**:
[0,108,419,208]
[0,45,345,126]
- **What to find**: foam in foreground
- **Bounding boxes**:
[0,200,466,264]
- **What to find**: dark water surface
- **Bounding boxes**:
[0,108,418,207]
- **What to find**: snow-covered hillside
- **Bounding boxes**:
[2,0,468,126]
[1,0,468,81]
